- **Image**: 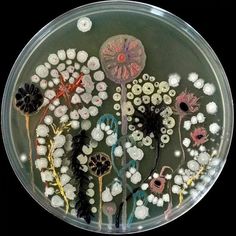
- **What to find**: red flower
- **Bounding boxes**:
[100,34,146,83]
[190,127,208,146]
[174,91,199,118]
[149,177,166,194]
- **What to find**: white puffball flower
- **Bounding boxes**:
[91,126,104,141]
[99,91,108,100]
[87,56,100,71]
[35,158,48,171]
[37,138,45,144]
[197,152,210,165]
[53,148,65,158]
[93,70,105,81]
[168,73,181,87]
[44,115,53,125]
[89,106,99,116]
[61,166,69,174]
[44,89,56,100]
[71,120,80,129]
[111,181,122,196]
[60,174,71,186]
[66,48,76,60]
[102,187,113,202]
[48,53,59,65]
[203,83,215,96]
[206,102,218,114]
[54,157,62,168]
[172,185,181,194]
[209,123,221,134]
[77,50,88,63]
[71,94,81,104]
[53,135,66,148]
[157,198,164,207]
[37,145,47,156]
[54,105,68,118]
[187,160,200,172]
[106,133,118,146]
[51,195,64,208]
[64,183,76,200]
[162,194,170,202]
[194,78,204,89]
[45,187,54,197]
[96,82,107,92]
[41,170,54,182]
[70,110,79,120]
[131,171,142,184]
[197,113,206,123]
[60,114,69,123]
[188,72,199,82]
[114,146,123,157]
[77,17,92,32]
[36,65,49,78]
[57,49,66,60]
[183,138,191,148]
[79,107,90,119]
[36,124,49,137]
[127,146,144,161]
[183,120,191,130]
[134,205,149,220]
[174,175,183,185]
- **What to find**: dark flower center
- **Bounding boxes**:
[179,102,189,112]
[154,180,161,187]
[197,134,204,139]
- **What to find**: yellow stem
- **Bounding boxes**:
[98,176,103,230]
[48,140,69,213]
[25,115,35,191]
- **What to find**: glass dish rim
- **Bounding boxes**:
[1,0,234,234]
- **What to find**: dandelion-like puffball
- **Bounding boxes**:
[183,138,191,147]
[70,110,79,120]
[71,93,81,104]
[45,187,54,197]
[194,78,204,89]
[172,185,181,194]
[114,146,123,157]
[187,160,200,172]
[98,91,108,100]
[60,114,69,123]
[102,187,113,202]
[96,82,107,92]
[92,96,103,107]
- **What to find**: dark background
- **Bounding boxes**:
[1,0,235,234]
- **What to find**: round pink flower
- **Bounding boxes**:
[99,34,146,84]
[190,127,208,146]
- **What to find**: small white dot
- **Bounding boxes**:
[174,150,181,157]
[20,153,27,162]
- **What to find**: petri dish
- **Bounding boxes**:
[1,0,233,234]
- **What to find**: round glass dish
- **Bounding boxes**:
[1,0,233,234]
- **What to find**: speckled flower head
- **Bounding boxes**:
[88,153,112,177]
[15,83,43,114]
[191,127,208,146]
[174,91,199,118]
[100,34,146,84]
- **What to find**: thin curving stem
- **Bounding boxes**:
[25,114,35,191]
